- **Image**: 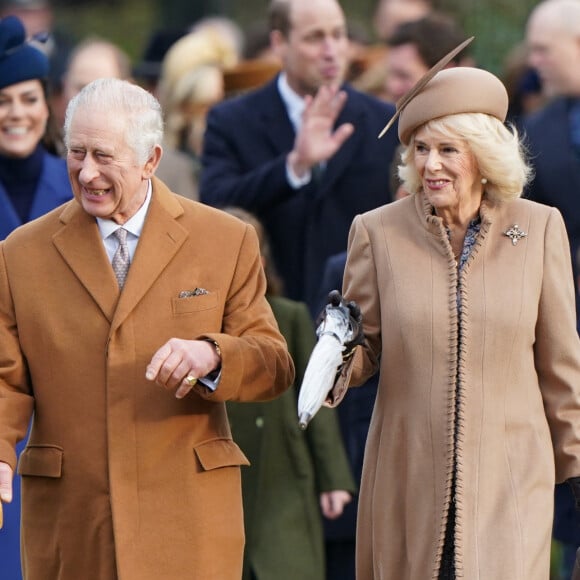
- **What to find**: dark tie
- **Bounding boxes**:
[112,227,130,288]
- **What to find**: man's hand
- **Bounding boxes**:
[146,339,221,399]
[320,490,352,520]
[0,461,14,529]
[288,84,355,178]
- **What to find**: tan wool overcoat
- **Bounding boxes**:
[330,193,580,580]
[0,178,295,580]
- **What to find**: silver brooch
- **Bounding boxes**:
[503,224,527,246]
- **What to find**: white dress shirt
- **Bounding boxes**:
[278,73,313,188]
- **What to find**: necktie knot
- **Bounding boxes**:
[112,227,130,288]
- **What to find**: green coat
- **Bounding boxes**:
[227,295,356,580]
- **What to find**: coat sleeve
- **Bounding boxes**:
[534,208,580,482]
[0,243,34,469]
[327,214,381,407]
[197,224,295,403]
[199,104,297,212]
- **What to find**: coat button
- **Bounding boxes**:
[255,417,264,428]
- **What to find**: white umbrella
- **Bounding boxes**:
[298,295,358,429]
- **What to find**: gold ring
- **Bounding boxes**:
[184,375,197,387]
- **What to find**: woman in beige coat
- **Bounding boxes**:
[328,57,580,578]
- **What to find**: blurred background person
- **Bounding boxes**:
[200,0,399,315]
[190,15,245,63]
[157,30,230,183]
[0,0,75,99]
[0,14,73,580]
[58,35,198,200]
[54,36,132,128]
[499,41,545,127]
[384,11,471,103]
[224,206,355,580]
[524,1,580,577]
[372,0,434,42]
[351,0,434,97]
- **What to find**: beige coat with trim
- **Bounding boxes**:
[0,178,294,580]
[330,193,580,580]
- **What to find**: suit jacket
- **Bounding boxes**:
[0,178,294,580]
[227,295,355,580]
[330,193,580,579]
[200,77,398,312]
[0,151,72,240]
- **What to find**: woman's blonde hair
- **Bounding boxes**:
[398,113,533,202]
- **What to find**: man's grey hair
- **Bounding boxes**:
[63,78,164,164]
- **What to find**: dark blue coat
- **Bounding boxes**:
[200,77,398,312]
[523,98,580,546]
[523,98,580,287]
[0,150,72,580]
[0,152,72,240]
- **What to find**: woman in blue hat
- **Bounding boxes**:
[0,14,72,580]
[0,14,72,239]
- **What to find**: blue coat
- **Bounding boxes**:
[523,98,580,285]
[0,152,72,239]
[522,98,580,546]
[0,150,72,580]
[200,77,398,313]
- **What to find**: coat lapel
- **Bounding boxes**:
[257,79,296,155]
[52,201,119,322]
[110,178,188,332]
[52,179,189,328]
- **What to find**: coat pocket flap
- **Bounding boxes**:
[194,438,250,471]
[17,445,63,478]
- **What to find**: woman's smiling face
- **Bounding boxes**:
[413,124,484,215]
[0,79,48,159]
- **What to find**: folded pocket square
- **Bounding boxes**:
[179,288,209,298]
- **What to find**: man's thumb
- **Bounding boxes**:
[0,462,13,503]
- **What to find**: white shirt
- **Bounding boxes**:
[278,73,313,188]
[97,180,152,262]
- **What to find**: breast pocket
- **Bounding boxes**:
[172,291,219,316]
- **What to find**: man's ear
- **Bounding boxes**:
[143,144,163,179]
[270,30,287,61]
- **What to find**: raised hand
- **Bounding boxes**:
[288,85,354,178]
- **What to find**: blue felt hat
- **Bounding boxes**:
[0,15,49,90]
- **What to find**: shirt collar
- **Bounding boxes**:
[277,72,305,132]
[97,179,153,240]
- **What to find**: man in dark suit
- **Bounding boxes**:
[200,0,398,314]
[524,1,580,577]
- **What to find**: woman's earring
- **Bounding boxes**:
[481,177,488,185]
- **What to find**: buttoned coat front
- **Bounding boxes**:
[329,193,580,580]
[0,178,295,580]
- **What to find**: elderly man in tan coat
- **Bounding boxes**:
[0,78,294,580]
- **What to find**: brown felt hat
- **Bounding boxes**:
[378,38,509,145]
